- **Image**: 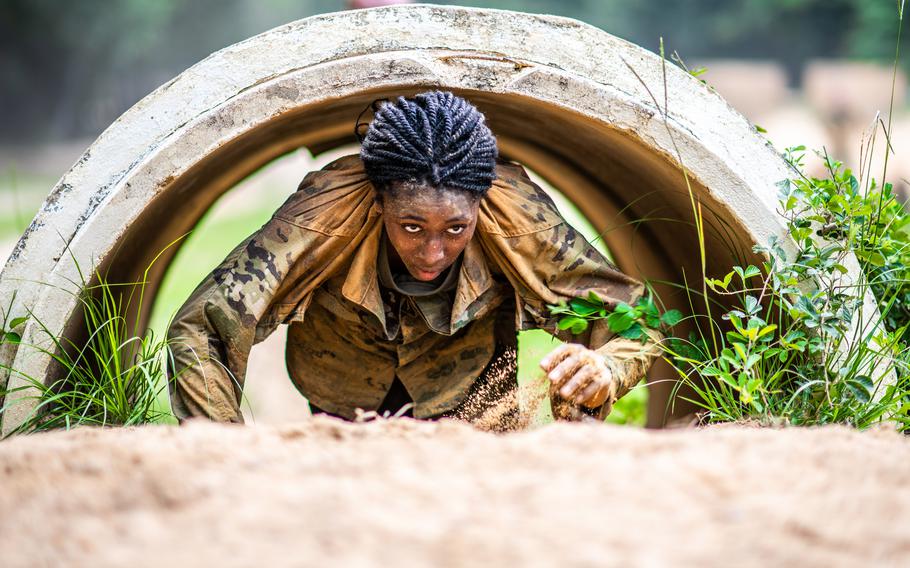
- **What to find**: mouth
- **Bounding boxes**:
[412,266,444,281]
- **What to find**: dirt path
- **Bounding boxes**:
[0,419,907,567]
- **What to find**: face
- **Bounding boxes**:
[378,183,480,282]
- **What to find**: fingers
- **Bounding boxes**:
[548,354,582,389]
[578,377,611,408]
[559,364,597,400]
[539,343,575,373]
[542,344,619,409]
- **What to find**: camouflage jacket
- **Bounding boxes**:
[167,155,661,422]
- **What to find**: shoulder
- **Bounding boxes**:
[479,160,564,237]
[273,154,377,237]
[477,161,642,308]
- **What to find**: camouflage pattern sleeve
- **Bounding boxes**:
[166,217,309,423]
[166,160,380,423]
[478,162,662,418]
[521,222,663,418]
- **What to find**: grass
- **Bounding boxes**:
[0,250,176,434]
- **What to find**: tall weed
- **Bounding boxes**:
[0,252,178,434]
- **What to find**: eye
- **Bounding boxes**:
[402,224,422,234]
[446,225,466,235]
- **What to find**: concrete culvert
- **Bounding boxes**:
[0,4,881,433]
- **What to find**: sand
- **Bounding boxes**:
[0,418,907,568]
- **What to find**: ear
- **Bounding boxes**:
[373,192,384,214]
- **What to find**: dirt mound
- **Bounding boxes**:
[0,418,907,567]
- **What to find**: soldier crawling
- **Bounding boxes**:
[166,91,661,426]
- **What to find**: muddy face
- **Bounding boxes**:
[378,183,480,282]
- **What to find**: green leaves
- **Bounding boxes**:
[607,304,637,333]
[845,375,874,404]
[568,299,602,317]
[551,292,608,334]
[705,271,734,292]
[0,310,28,346]
[674,140,910,430]
[557,315,589,335]
[735,265,762,282]
[661,309,683,327]
[706,265,761,293]
[618,322,645,340]
[548,292,682,342]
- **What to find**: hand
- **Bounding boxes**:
[539,343,616,408]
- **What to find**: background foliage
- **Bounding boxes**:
[1,0,907,142]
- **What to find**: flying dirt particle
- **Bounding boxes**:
[445,348,593,432]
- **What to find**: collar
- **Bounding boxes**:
[341,221,386,330]
[451,237,495,331]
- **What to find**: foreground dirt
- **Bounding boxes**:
[0,419,907,568]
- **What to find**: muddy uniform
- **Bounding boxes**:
[167,155,661,423]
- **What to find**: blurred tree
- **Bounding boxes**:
[441,0,905,83]
[0,0,905,143]
[0,0,179,140]
[850,0,906,58]
[0,0,338,142]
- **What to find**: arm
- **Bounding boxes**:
[167,157,379,422]
[166,216,306,423]
[481,217,663,420]
[478,162,662,420]
[534,221,663,419]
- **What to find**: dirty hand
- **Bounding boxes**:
[539,343,617,408]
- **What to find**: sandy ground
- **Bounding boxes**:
[0,419,907,568]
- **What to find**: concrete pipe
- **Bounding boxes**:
[0,4,880,432]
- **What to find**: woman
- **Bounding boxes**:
[167,91,660,425]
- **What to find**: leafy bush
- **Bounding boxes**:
[857,181,910,334]
[547,12,910,430]
[669,148,909,428]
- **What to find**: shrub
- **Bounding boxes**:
[670,148,909,428]
[551,12,910,429]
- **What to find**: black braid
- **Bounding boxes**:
[359,91,499,197]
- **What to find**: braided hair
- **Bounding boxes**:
[358,91,499,197]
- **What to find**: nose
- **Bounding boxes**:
[418,238,445,266]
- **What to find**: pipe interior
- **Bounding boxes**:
[95,88,759,426]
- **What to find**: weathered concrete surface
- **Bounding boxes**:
[0,4,885,432]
